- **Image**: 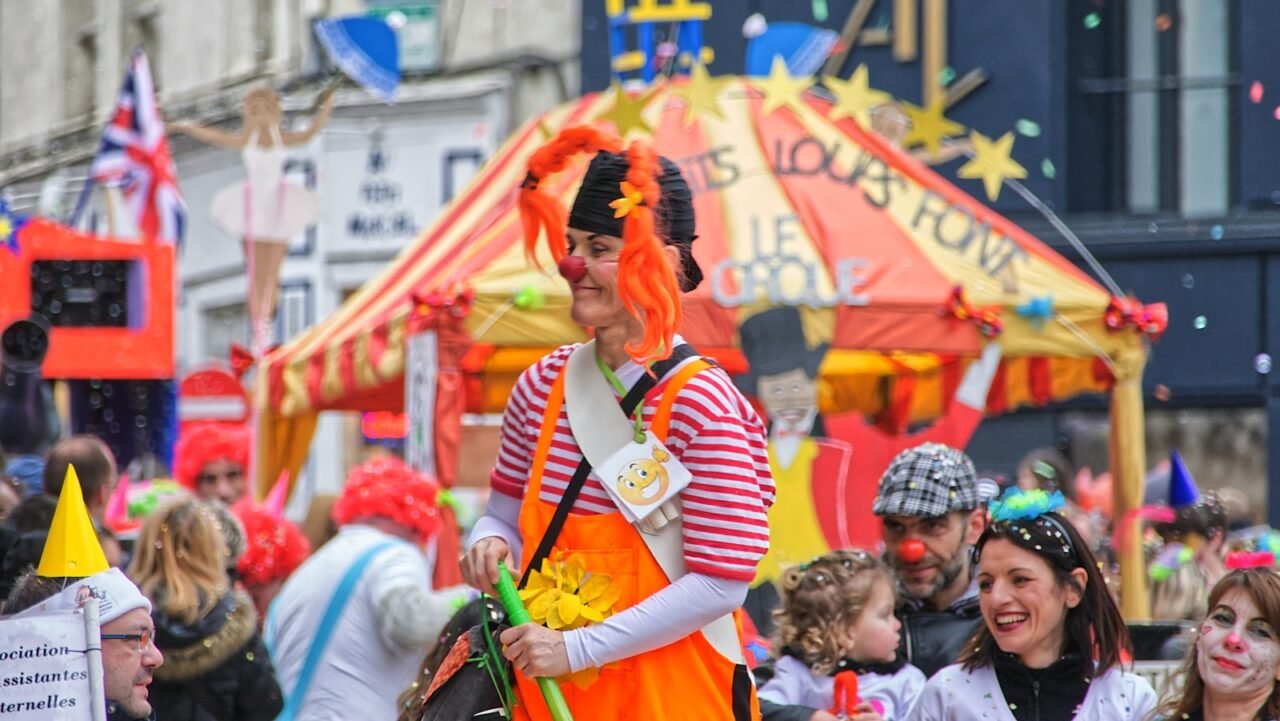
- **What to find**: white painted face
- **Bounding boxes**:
[1197,587,1280,704]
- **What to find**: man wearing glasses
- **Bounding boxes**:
[3,567,164,721]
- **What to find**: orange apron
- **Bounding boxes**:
[513,360,759,721]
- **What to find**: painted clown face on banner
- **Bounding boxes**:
[757,367,818,435]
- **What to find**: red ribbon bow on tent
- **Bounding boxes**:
[411,289,474,320]
[1104,296,1168,341]
[229,343,256,379]
[944,286,1003,339]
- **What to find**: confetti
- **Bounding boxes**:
[742,12,767,39]
[1041,158,1056,179]
[1016,119,1042,137]
[1257,354,1273,375]
[1270,190,1280,205]
[1084,12,1102,29]
[1154,385,1172,401]
[1211,224,1224,240]
[1181,274,1194,289]
[1155,13,1173,32]
[1193,316,1207,330]
[938,66,956,86]
[812,0,829,23]
[1251,81,1264,104]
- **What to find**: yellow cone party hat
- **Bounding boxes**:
[37,464,109,577]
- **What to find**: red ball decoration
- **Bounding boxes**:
[898,538,927,564]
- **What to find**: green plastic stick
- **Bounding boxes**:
[495,565,574,721]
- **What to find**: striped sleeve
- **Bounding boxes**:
[662,367,775,581]
[489,345,576,500]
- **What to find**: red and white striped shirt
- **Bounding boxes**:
[490,344,776,581]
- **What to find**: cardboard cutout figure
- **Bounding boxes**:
[169,87,334,326]
[738,307,1004,584]
[737,307,852,583]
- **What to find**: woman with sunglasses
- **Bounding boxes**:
[128,496,283,721]
[908,488,1156,721]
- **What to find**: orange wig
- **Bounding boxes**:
[518,125,685,366]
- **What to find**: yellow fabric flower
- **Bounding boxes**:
[517,550,620,688]
[607,181,645,219]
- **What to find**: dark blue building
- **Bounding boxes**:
[582,0,1280,523]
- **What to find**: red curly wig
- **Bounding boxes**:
[331,457,441,544]
[230,499,311,587]
[519,125,683,366]
[174,422,252,491]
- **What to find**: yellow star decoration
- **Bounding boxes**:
[752,56,812,116]
[672,63,733,126]
[596,83,658,137]
[537,119,555,140]
[521,551,621,689]
[824,64,891,126]
[901,97,965,159]
[958,130,1028,201]
[0,217,11,242]
[608,181,645,218]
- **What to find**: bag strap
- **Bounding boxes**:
[563,346,746,666]
[519,343,696,587]
[276,539,400,721]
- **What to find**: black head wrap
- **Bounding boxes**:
[567,151,703,292]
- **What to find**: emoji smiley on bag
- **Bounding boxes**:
[617,446,672,505]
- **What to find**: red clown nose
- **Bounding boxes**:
[898,538,926,564]
[558,255,587,283]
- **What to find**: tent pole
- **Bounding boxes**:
[1110,344,1149,621]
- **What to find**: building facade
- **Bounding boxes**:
[581,0,1280,523]
[0,0,579,500]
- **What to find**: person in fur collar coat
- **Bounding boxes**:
[129,496,283,721]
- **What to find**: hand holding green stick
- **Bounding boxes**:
[495,565,574,721]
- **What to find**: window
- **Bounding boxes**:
[63,0,96,122]
[1066,0,1237,216]
[203,302,248,364]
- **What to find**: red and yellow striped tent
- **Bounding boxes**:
[259,75,1160,614]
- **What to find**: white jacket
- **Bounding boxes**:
[907,663,1157,721]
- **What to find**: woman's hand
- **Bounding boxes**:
[808,712,839,721]
[500,623,570,678]
[459,536,513,596]
[850,701,885,721]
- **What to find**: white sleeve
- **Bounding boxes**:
[757,657,815,706]
[563,572,747,672]
[896,666,929,720]
[366,545,476,651]
[1122,673,1158,721]
[465,490,523,562]
[904,675,949,721]
[954,342,1002,410]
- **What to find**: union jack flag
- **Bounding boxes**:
[72,48,185,244]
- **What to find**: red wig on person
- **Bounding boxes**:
[519,125,685,366]
[230,500,311,587]
[331,457,441,544]
[174,422,252,491]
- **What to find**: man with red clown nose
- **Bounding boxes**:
[462,126,775,720]
[872,442,990,678]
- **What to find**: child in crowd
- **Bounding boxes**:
[760,549,926,720]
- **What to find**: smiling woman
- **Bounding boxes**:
[1156,568,1280,721]
[907,488,1157,721]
